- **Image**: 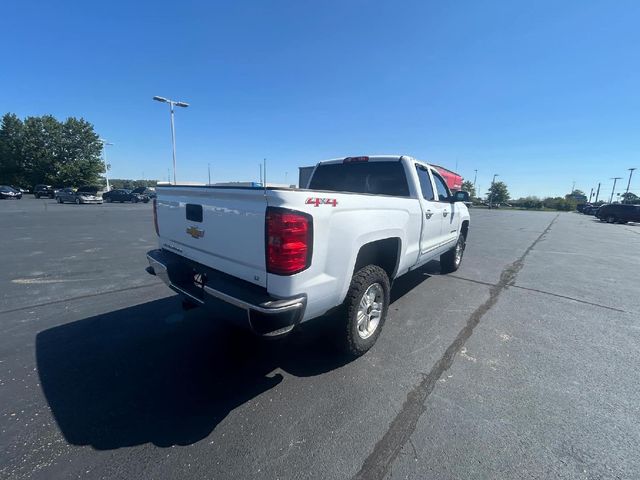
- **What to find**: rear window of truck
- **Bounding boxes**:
[308,161,409,196]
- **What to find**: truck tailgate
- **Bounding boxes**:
[156,187,268,287]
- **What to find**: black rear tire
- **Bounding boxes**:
[440,234,466,273]
[337,265,390,357]
[606,215,617,224]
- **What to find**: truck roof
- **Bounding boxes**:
[318,155,406,165]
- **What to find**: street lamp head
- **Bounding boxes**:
[174,101,190,108]
[153,96,168,103]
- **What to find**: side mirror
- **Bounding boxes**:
[451,190,470,203]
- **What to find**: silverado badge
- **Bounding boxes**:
[186,226,205,239]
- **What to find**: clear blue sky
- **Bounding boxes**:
[2,0,639,198]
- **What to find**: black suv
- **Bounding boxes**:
[131,187,157,199]
[33,184,57,199]
[103,189,149,203]
[596,204,640,224]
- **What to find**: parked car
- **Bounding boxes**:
[583,205,598,215]
[10,186,28,194]
[56,186,103,204]
[146,155,471,356]
[0,185,22,199]
[596,204,640,224]
[103,189,149,203]
[576,203,590,213]
[131,186,157,199]
[33,184,57,199]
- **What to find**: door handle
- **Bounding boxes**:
[443,210,449,217]
[425,211,433,219]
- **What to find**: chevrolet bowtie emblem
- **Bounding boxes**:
[186,226,205,239]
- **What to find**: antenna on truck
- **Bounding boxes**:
[263,158,267,196]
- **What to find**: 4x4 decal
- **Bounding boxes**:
[306,197,338,207]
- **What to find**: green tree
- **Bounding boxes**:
[544,196,573,211]
[486,181,510,205]
[0,113,104,187]
[565,189,587,202]
[21,115,63,186]
[105,178,158,190]
[512,196,543,209]
[56,117,104,186]
[620,192,639,204]
[461,180,476,198]
[0,113,26,186]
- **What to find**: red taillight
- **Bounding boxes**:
[266,207,312,275]
[343,156,369,163]
[152,199,159,235]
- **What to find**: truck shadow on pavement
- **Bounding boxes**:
[36,264,436,450]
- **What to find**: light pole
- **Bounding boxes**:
[488,174,499,209]
[99,139,113,191]
[473,169,478,191]
[208,163,212,185]
[610,177,622,203]
[153,96,189,184]
[625,168,636,203]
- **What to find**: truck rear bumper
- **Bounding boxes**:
[146,249,306,337]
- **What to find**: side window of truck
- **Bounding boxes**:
[431,171,451,202]
[415,165,435,201]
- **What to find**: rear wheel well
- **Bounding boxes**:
[353,238,401,281]
[461,220,469,240]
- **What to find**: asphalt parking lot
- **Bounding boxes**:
[1,197,639,480]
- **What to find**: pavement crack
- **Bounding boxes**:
[508,284,629,313]
[352,214,558,480]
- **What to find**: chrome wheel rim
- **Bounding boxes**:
[455,239,464,266]
[356,283,384,339]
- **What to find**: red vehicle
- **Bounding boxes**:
[432,165,463,191]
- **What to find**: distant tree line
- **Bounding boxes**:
[105,178,158,190]
[0,113,105,188]
[462,180,607,211]
[510,190,592,211]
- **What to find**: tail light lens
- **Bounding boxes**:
[152,199,159,235]
[266,207,312,275]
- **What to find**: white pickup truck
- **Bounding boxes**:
[146,155,470,355]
